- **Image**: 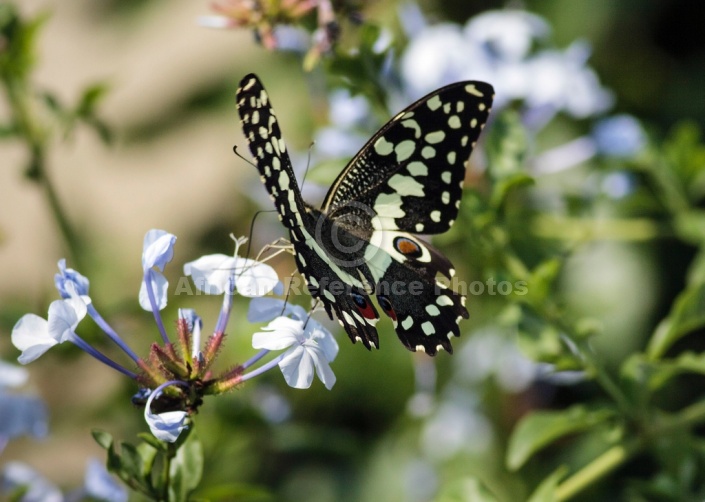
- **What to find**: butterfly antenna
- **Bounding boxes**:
[232,145,259,170]
[278,271,297,317]
[304,298,321,330]
[299,141,315,193]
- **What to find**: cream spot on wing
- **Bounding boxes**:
[430,210,441,222]
[401,316,414,330]
[422,146,436,159]
[427,95,442,110]
[448,115,461,129]
[437,295,453,306]
[425,130,446,144]
[465,84,485,97]
[441,191,450,204]
[374,136,394,155]
[447,151,456,164]
[421,321,435,335]
[426,305,441,316]
[395,140,416,162]
[408,161,428,177]
[441,171,452,184]
[388,174,424,196]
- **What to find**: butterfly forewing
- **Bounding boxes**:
[322,81,494,235]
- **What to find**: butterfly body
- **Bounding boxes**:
[237,74,493,355]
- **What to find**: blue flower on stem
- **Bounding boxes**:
[11,229,337,443]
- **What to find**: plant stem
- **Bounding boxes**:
[554,399,705,500]
[555,439,641,501]
[3,75,85,270]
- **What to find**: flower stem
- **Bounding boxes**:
[240,353,285,382]
[555,440,639,501]
[241,349,269,370]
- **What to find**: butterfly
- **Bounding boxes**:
[237,74,493,355]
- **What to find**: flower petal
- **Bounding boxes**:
[47,297,86,343]
[247,298,308,323]
[54,258,90,297]
[139,270,168,311]
[145,409,189,443]
[252,317,303,351]
[11,314,57,364]
[309,325,339,362]
[142,229,176,272]
[278,345,315,389]
[183,254,236,294]
[235,261,279,297]
[310,349,337,390]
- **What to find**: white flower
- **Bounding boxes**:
[464,10,549,61]
[252,316,338,390]
[184,248,278,298]
[12,295,87,364]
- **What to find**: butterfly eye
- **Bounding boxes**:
[393,237,423,258]
[377,295,397,321]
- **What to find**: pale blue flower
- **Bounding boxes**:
[400,9,613,119]
[0,361,48,447]
[84,459,128,502]
[139,229,176,311]
[593,114,646,157]
[54,258,89,297]
[0,462,62,502]
[144,382,189,443]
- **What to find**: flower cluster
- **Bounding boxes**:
[11,229,338,443]
[400,8,613,123]
[199,0,337,68]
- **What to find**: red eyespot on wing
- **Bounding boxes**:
[351,292,376,320]
[377,295,397,321]
[393,236,423,258]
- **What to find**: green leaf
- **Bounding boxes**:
[485,110,529,180]
[506,405,614,470]
[92,429,114,450]
[435,477,500,502]
[673,209,705,244]
[647,281,705,360]
[75,82,110,117]
[199,483,272,501]
[490,172,534,210]
[169,432,204,501]
[527,466,569,502]
[523,258,562,305]
[622,352,705,398]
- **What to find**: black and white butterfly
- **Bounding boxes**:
[237,74,493,355]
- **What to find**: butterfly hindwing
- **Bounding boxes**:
[321,81,494,235]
